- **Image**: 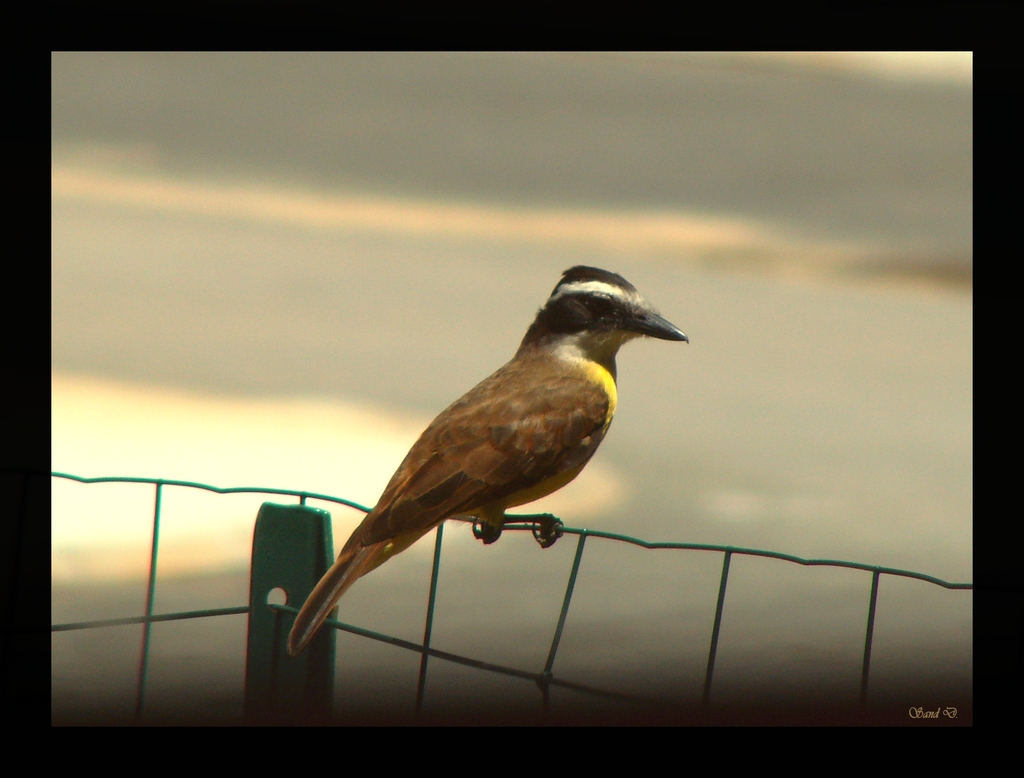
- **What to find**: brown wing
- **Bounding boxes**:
[353,351,611,548]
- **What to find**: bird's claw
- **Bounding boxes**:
[473,520,503,545]
[531,514,564,549]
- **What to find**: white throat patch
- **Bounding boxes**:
[551,329,636,371]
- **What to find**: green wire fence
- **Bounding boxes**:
[46,470,973,723]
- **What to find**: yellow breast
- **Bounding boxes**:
[583,359,618,426]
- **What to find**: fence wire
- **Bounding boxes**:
[47,471,973,721]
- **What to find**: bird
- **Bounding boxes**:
[287,265,687,656]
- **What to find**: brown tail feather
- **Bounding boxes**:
[286,542,387,657]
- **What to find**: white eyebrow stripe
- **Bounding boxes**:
[548,280,636,304]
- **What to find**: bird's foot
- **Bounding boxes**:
[530,514,564,549]
[473,520,503,545]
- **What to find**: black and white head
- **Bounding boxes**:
[520,266,688,359]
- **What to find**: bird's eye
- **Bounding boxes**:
[586,296,615,318]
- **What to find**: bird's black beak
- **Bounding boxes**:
[628,309,689,342]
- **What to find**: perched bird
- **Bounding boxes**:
[287,265,687,656]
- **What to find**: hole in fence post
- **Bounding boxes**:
[244,502,336,724]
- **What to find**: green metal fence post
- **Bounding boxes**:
[244,502,337,724]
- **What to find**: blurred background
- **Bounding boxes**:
[51,52,972,723]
